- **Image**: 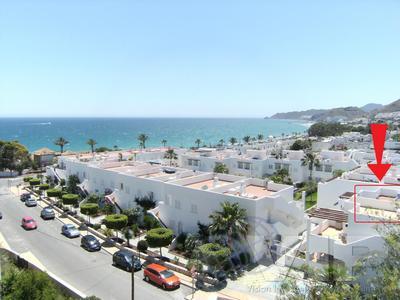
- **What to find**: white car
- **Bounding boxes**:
[25,197,37,207]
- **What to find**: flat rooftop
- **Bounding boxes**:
[223,184,276,199]
[319,226,344,243]
[184,179,231,190]
[359,206,399,220]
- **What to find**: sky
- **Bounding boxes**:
[0,1,399,118]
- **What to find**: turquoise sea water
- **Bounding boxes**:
[0,118,308,152]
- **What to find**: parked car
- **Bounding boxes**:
[112,249,141,272]
[81,235,101,252]
[0,211,2,219]
[21,216,37,230]
[61,224,80,238]
[20,193,31,202]
[143,263,180,290]
[205,270,227,283]
[40,206,55,220]
[25,197,37,207]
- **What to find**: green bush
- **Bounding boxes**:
[143,215,161,230]
[86,194,100,204]
[239,252,251,265]
[80,203,99,216]
[145,227,174,256]
[29,178,41,186]
[23,176,33,182]
[38,183,49,191]
[61,193,79,205]
[104,214,128,230]
[175,232,187,252]
[186,259,203,273]
[46,188,62,198]
[198,243,231,268]
[137,240,148,252]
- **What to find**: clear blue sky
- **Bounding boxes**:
[1,1,399,118]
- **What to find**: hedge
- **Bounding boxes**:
[46,188,62,198]
[80,203,99,216]
[145,228,174,248]
[29,178,41,186]
[198,243,231,267]
[104,214,128,230]
[137,240,148,252]
[23,176,33,182]
[38,184,50,191]
[61,194,79,205]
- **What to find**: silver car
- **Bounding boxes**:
[41,206,55,220]
[61,224,80,238]
[25,197,37,207]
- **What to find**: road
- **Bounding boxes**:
[0,181,192,300]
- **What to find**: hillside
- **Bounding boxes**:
[361,103,383,112]
[374,99,400,113]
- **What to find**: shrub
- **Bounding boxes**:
[38,183,49,191]
[23,176,33,182]
[80,203,99,216]
[47,188,62,198]
[61,193,79,205]
[29,178,41,186]
[137,240,148,252]
[134,193,156,211]
[175,232,187,252]
[143,215,160,230]
[145,227,174,256]
[86,194,100,204]
[186,259,203,273]
[239,252,251,265]
[104,214,128,231]
[198,243,231,268]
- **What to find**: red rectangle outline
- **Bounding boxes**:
[354,184,400,224]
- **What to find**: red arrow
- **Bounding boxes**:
[368,123,391,181]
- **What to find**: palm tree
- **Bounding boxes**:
[243,136,251,144]
[195,139,201,148]
[229,137,237,146]
[209,201,249,249]
[218,139,225,147]
[301,152,320,181]
[137,133,149,149]
[87,139,97,153]
[54,137,69,154]
[257,134,264,141]
[164,149,177,166]
[161,139,167,147]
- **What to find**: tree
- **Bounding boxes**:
[270,168,292,185]
[29,178,41,186]
[137,240,148,252]
[257,134,264,141]
[104,214,128,237]
[195,139,202,148]
[301,152,320,181]
[123,226,135,247]
[46,188,62,198]
[145,227,174,256]
[209,201,249,248]
[80,203,99,224]
[333,169,345,178]
[198,243,231,270]
[87,139,97,153]
[0,140,31,173]
[137,133,149,149]
[67,174,80,194]
[62,194,79,206]
[134,193,156,212]
[161,139,167,147]
[54,137,69,154]
[164,149,177,166]
[229,137,237,146]
[290,139,312,151]
[0,264,65,300]
[280,264,361,300]
[214,163,229,174]
[218,139,225,147]
[243,136,251,144]
[122,207,142,226]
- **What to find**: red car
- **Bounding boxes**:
[143,263,180,290]
[21,216,37,230]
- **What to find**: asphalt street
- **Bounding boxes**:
[0,181,192,300]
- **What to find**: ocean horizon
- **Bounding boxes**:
[0,118,308,152]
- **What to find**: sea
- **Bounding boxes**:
[0,118,309,152]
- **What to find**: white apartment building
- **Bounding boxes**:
[50,150,307,262]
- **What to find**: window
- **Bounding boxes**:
[188,159,200,167]
[238,162,251,170]
[190,204,198,214]
[120,183,124,191]
[324,165,332,172]
[125,186,130,194]
[268,164,273,169]
[174,199,181,209]
[166,195,172,206]
[315,165,323,172]
[274,163,281,170]
[282,164,290,171]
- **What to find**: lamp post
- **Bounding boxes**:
[129,228,135,300]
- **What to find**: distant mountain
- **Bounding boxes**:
[374,99,400,113]
[268,106,367,122]
[361,103,383,112]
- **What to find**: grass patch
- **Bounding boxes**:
[305,192,317,209]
